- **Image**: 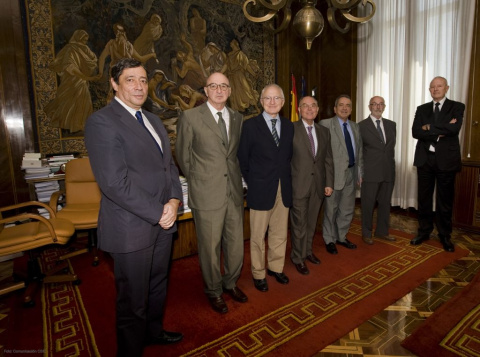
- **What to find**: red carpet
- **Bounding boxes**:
[3,223,469,356]
[401,269,480,357]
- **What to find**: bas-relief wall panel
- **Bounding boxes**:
[23,0,274,155]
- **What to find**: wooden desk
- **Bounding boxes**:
[172,208,250,260]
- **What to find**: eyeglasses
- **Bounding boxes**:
[206,83,230,91]
[369,103,385,107]
[261,96,284,102]
[300,103,318,109]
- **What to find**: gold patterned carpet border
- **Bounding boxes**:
[441,302,480,356]
[182,235,458,356]
[41,248,100,357]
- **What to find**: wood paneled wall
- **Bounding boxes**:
[0,0,34,207]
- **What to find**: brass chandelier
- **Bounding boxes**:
[242,0,376,49]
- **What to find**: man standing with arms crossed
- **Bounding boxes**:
[320,95,363,255]
[238,84,294,292]
[411,76,464,252]
[290,96,334,275]
[359,96,397,244]
[85,58,183,357]
[176,72,247,314]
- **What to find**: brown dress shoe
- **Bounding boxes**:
[375,234,396,241]
[306,253,321,264]
[208,296,228,314]
[294,262,310,275]
[362,236,374,245]
[223,286,248,302]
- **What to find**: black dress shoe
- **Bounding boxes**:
[253,278,269,292]
[267,269,289,284]
[147,330,183,345]
[208,296,228,314]
[306,253,321,264]
[326,242,338,255]
[223,286,248,302]
[294,262,309,275]
[336,239,357,249]
[410,235,429,245]
[439,235,455,252]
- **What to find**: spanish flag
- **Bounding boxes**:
[290,74,299,122]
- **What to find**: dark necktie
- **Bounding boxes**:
[217,111,228,147]
[307,126,315,157]
[271,119,280,146]
[434,102,440,122]
[343,122,355,167]
[135,111,163,155]
[376,119,385,144]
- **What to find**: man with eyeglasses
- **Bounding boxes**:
[358,96,397,245]
[290,96,334,275]
[320,95,363,255]
[238,84,294,292]
[176,72,247,314]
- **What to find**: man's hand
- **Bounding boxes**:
[422,124,431,131]
[325,187,333,197]
[159,199,181,229]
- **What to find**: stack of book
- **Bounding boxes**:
[33,180,61,204]
[179,176,190,214]
[46,153,76,174]
[21,152,50,179]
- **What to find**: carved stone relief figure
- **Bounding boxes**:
[171,33,206,90]
[189,7,206,56]
[200,42,227,77]
[226,39,261,115]
[44,29,98,133]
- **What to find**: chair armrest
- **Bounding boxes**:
[48,190,65,213]
[0,201,57,218]
[0,212,58,241]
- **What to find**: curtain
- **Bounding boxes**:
[356,0,475,209]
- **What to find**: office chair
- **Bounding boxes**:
[49,157,101,266]
[0,201,78,306]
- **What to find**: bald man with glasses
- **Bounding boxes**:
[359,96,397,245]
[176,72,247,314]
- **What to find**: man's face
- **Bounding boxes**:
[368,96,385,119]
[298,96,319,123]
[429,78,449,102]
[334,97,352,121]
[204,72,231,108]
[111,66,148,110]
[260,86,285,117]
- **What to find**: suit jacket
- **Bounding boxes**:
[291,120,334,199]
[359,117,396,183]
[175,102,244,210]
[320,117,363,190]
[237,113,294,210]
[412,98,464,172]
[84,99,182,254]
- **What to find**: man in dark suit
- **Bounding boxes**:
[320,95,363,255]
[175,72,247,314]
[290,96,334,275]
[85,58,183,357]
[238,84,294,292]
[411,76,464,252]
[359,96,397,244]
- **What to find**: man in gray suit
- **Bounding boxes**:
[85,58,183,357]
[320,95,363,255]
[290,96,334,275]
[359,96,397,244]
[175,72,247,314]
